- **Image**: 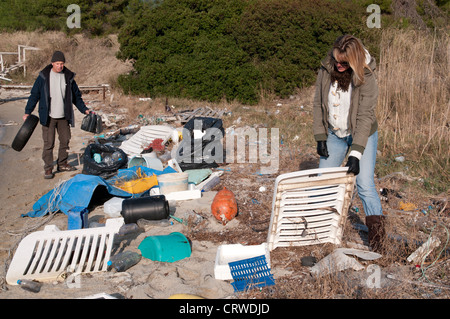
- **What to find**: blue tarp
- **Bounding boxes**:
[23,165,177,218]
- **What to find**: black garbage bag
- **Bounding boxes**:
[175,117,225,170]
[182,117,224,140]
[82,143,128,179]
[81,113,103,134]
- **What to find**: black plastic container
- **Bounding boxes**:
[121,195,170,224]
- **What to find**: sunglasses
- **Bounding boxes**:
[333,57,350,67]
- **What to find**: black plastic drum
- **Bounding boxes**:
[121,195,170,224]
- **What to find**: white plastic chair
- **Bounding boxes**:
[6,218,124,284]
[267,167,355,251]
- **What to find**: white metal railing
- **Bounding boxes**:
[0,45,41,80]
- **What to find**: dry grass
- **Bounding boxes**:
[0,31,133,85]
[376,28,449,193]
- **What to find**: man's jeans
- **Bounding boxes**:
[42,118,71,171]
[319,130,383,216]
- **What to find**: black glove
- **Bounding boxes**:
[346,156,360,175]
[317,141,329,158]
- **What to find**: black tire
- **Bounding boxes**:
[11,114,39,152]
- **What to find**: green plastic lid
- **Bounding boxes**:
[138,232,191,263]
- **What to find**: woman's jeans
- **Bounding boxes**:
[319,130,383,216]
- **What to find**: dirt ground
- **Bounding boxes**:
[1,87,449,301]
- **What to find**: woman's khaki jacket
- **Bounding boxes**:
[313,53,379,154]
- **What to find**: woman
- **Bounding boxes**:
[312,35,385,252]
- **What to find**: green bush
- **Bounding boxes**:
[0,0,129,35]
[118,0,260,103]
[118,0,366,104]
[232,0,365,98]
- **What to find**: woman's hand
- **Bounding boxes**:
[345,156,360,175]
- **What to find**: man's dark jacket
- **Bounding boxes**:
[25,64,88,127]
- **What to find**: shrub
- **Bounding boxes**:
[232,0,365,98]
[118,0,366,104]
[0,0,129,35]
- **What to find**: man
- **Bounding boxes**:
[23,51,92,179]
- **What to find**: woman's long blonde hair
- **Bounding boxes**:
[332,35,371,86]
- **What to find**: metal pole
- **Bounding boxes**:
[23,48,26,77]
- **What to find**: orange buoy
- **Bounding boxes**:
[211,187,238,225]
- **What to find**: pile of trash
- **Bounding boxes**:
[6,114,279,298]
[6,111,448,299]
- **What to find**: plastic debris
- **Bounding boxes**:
[380,188,403,202]
[407,236,441,265]
[6,218,124,285]
[214,243,270,280]
[17,279,43,293]
[107,251,142,272]
[196,171,223,191]
[138,232,192,263]
[301,256,317,267]
[310,248,382,276]
[399,201,417,211]
[229,255,275,292]
[118,223,142,236]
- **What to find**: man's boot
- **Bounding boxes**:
[365,215,386,253]
[44,168,54,179]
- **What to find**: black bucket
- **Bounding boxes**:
[121,195,170,224]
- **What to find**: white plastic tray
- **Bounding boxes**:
[6,218,124,284]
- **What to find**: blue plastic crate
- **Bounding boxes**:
[228,255,275,292]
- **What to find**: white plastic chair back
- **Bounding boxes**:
[267,167,355,251]
[6,218,124,284]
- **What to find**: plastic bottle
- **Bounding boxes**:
[103,155,113,165]
[111,151,123,162]
[107,251,142,272]
[136,218,172,231]
[17,279,43,293]
[118,223,142,236]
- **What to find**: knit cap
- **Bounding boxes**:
[51,51,65,63]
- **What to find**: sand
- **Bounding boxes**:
[0,95,244,299]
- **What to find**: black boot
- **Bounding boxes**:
[366,215,386,253]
